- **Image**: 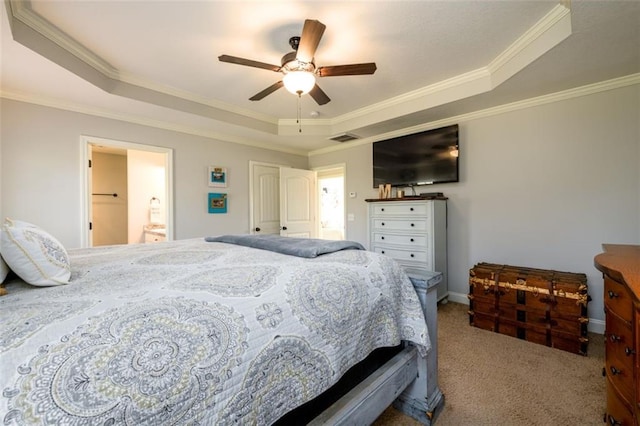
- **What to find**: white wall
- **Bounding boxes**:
[0,99,308,248]
[310,84,640,325]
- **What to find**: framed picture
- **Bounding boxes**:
[208,193,227,214]
[208,166,227,187]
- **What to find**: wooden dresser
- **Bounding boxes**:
[365,198,448,302]
[594,244,640,425]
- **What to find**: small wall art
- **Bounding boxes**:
[208,166,227,187]
[208,193,228,214]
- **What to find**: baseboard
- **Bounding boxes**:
[445,291,605,335]
[446,291,471,306]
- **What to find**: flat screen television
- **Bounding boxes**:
[373,124,459,187]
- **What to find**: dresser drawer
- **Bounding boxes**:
[606,347,634,405]
[605,312,634,380]
[371,246,430,265]
[606,378,634,426]
[371,203,430,217]
[604,276,633,323]
[372,232,429,248]
[372,218,429,232]
[396,260,434,275]
[144,232,166,243]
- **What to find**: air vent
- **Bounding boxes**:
[329,133,359,143]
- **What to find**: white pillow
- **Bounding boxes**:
[0,254,9,283]
[0,218,70,286]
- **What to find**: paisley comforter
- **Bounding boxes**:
[0,238,430,425]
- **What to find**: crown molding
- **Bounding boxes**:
[112,70,279,126]
[488,3,571,80]
[0,89,308,156]
[331,68,491,128]
[308,73,640,157]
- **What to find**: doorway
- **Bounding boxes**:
[316,165,346,241]
[80,136,174,248]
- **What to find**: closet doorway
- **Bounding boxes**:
[80,136,174,248]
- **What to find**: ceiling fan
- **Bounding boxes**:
[218,19,377,105]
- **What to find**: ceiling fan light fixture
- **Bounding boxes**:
[283,71,316,95]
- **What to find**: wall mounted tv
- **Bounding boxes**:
[373,124,459,188]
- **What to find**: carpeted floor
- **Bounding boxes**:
[373,302,605,426]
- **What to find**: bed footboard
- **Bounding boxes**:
[308,346,419,425]
[393,273,445,424]
[309,271,444,425]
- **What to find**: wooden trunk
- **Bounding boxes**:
[468,262,590,355]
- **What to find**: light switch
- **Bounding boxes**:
[347,213,355,221]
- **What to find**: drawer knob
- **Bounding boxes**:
[608,415,622,426]
[410,254,415,258]
[609,334,621,343]
[410,238,414,242]
[610,366,621,375]
[410,223,415,227]
[381,250,385,254]
[381,236,385,240]
[410,207,414,211]
[607,290,619,299]
[381,208,385,211]
[381,222,385,226]
[625,347,636,356]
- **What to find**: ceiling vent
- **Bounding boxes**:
[329,133,359,143]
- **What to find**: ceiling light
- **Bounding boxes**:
[283,71,316,95]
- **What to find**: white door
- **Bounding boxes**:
[250,162,317,238]
[280,167,317,238]
[250,163,281,235]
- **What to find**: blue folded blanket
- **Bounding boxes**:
[205,234,365,258]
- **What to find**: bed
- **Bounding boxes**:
[0,228,443,425]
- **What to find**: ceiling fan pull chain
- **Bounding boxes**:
[297,91,302,133]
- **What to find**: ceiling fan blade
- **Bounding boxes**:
[296,19,326,63]
[249,81,284,101]
[309,84,330,105]
[317,63,377,77]
[218,55,281,72]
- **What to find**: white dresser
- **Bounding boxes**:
[366,198,448,302]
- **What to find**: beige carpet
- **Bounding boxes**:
[373,302,605,426]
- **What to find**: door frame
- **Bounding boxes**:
[80,136,174,248]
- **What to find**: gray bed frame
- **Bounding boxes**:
[309,271,445,425]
